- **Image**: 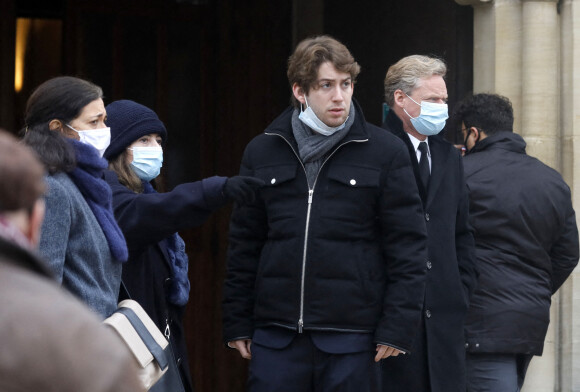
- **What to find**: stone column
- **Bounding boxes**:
[508,2,561,389]
[456,0,524,135]
[559,0,580,390]
[521,0,560,170]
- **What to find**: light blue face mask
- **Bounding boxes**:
[298,96,349,136]
[129,146,163,182]
[404,94,448,136]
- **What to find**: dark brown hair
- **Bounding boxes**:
[108,151,144,194]
[287,35,360,108]
[0,130,46,212]
[22,76,103,174]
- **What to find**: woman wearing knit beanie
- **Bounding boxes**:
[22,76,128,319]
[103,99,263,392]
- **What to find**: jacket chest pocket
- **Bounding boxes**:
[255,164,298,188]
[326,164,380,190]
[319,164,381,220]
[254,164,301,208]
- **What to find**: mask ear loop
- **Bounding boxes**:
[66,124,80,134]
[403,92,421,120]
[463,127,471,150]
[463,126,481,154]
[303,95,310,111]
[404,92,422,107]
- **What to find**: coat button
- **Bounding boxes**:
[350,179,356,186]
[465,343,469,348]
[177,357,182,366]
[426,260,432,270]
[425,309,431,318]
[271,178,276,184]
[475,343,479,348]
[425,212,430,221]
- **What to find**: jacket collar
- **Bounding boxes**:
[468,131,526,155]
[266,98,370,146]
[0,236,54,279]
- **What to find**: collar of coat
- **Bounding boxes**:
[0,236,54,280]
[469,131,527,155]
[265,98,370,148]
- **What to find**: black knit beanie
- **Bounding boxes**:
[104,100,167,160]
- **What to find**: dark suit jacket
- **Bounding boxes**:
[381,110,477,392]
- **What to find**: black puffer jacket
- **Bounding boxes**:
[223,102,428,352]
[463,132,579,355]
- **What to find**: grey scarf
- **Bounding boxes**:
[291,102,355,188]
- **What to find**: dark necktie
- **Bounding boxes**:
[418,141,430,190]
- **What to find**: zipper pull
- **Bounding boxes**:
[298,318,304,333]
[308,189,313,204]
[164,319,171,339]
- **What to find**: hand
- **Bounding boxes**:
[223,176,265,205]
[375,344,404,362]
[228,339,252,360]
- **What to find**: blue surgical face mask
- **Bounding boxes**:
[129,146,163,182]
[403,94,448,136]
[298,96,349,136]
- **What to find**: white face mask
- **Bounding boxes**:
[403,94,448,136]
[298,96,349,136]
[66,124,111,157]
[128,146,164,182]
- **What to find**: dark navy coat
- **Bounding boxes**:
[104,170,228,392]
[463,132,579,355]
[381,110,477,392]
[222,102,429,353]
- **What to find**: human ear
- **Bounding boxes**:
[292,83,306,105]
[393,89,406,108]
[48,119,68,135]
[470,127,479,141]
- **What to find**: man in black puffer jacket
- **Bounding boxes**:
[222,35,429,392]
[453,93,579,392]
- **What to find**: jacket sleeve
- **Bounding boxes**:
[375,147,428,353]
[38,176,71,283]
[222,147,267,343]
[454,154,478,302]
[104,170,229,253]
[549,197,579,293]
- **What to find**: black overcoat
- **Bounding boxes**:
[381,110,477,392]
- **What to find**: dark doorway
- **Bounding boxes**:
[324,0,473,144]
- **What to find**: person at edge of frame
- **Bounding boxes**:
[454,93,579,392]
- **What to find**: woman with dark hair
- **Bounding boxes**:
[103,99,263,392]
[22,76,128,318]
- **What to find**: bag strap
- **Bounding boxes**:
[115,307,169,371]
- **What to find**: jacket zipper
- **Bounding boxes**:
[265,132,367,333]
